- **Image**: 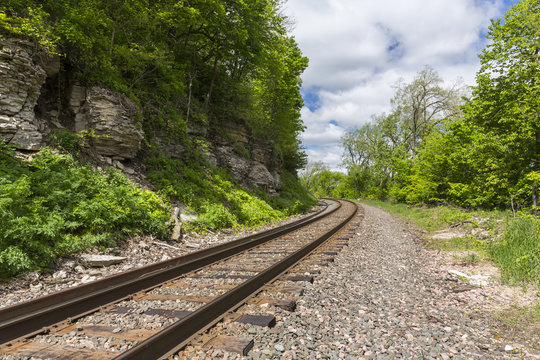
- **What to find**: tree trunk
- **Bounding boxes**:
[186,70,195,123]
[205,56,219,109]
[533,184,538,215]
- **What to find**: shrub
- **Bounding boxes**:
[229,189,281,226]
[195,203,238,230]
[271,170,317,215]
[0,143,170,278]
[233,144,251,159]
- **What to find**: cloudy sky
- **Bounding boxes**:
[284,0,515,170]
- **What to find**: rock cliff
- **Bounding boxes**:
[192,122,281,194]
[0,37,281,194]
[0,38,143,159]
[0,39,47,150]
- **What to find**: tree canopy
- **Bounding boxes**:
[0,0,308,171]
[468,0,540,210]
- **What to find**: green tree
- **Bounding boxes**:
[468,0,540,211]
[300,161,327,192]
[341,117,393,197]
[391,65,464,158]
[250,35,309,172]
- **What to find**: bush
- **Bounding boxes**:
[0,143,170,278]
[195,203,238,230]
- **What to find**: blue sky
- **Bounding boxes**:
[285,0,517,170]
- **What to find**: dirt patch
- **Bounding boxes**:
[422,232,540,355]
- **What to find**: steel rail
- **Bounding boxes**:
[116,199,358,360]
[0,201,334,346]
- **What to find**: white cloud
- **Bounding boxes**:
[301,121,345,147]
[286,0,510,169]
[304,145,345,172]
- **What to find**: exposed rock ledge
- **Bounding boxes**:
[69,85,143,160]
[0,38,48,150]
[0,38,143,159]
[0,37,280,194]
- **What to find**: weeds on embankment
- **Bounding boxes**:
[0,141,170,278]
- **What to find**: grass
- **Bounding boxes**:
[494,303,540,342]
[427,235,487,252]
[454,252,483,265]
[360,200,473,231]
[489,216,540,286]
[361,199,510,232]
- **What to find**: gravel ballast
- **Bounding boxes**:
[1,202,538,359]
[181,203,539,359]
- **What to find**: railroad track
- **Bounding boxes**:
[0,199,359,359]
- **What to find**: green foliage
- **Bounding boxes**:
[456,252,482,265]
[361,200,473,231]
[429,236,487,252]
[146,151,313,231]
[270,170,317,215]
[495,303,540,336]
[233,144,250,159]
[299,163,350,199]
[49,129,82,156]
[0,143,169,277]
[195,203,238,230]
[0,6,59,51]
[249,35,309,172]
[490,216,540,286]
[48,129,102,160]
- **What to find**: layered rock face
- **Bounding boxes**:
[204,123,282,195]
[0,38,143,160]
[0,39,47,150]
[70,86,143,160]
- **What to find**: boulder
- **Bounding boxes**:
[38,53,60,77]
[226,123,249,145]
[251,148,268,163]
[0,39,47,150]
[212,144,281,194]
[272,170,282,192]
[155,137,186,160]
[214,145,250,178]
[80,254,127,267]
[248,162,278,190]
